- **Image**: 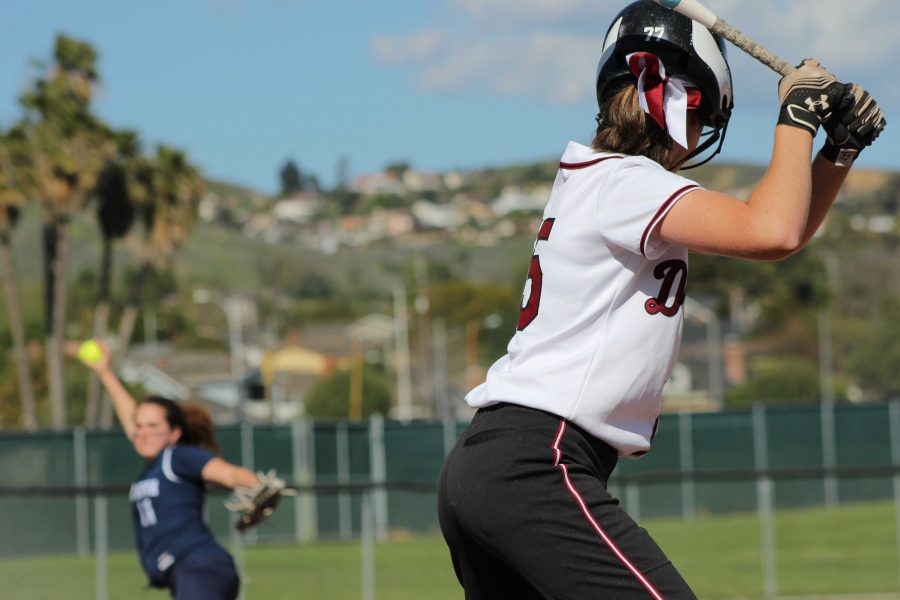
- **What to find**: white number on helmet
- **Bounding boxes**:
[644,26,665,41]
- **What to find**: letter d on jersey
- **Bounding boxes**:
[644,259,687,317]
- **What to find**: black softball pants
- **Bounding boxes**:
[437,403,696,600]
[168,550,240,600]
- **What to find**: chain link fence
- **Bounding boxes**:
[2,402,900,598]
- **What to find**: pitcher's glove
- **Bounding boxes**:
[225,470,295,532]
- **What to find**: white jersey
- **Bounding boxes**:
[466,141,701,457]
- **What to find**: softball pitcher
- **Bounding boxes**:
[76,341,283,599]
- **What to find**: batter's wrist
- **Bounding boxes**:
[777,105,820,136]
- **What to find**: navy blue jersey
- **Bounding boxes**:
[130,444,227,586]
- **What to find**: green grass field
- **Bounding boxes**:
[2,502,899,600]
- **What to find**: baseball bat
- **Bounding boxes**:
[653,0,794,76]
[653,0,883,168]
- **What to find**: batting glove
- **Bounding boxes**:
[777,59,845,135]
[821,83,887,166]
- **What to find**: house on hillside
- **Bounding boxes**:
[337,214,375,246]
[273,190,324,224]
[402,170,443,193]
[261,330,336,422]
[443,171,467,190]
[367,207,416,237]
[452,193,494,227]
[351,172,406,197]
[490,185,550,216]
[411,199,460,230]
[198,191,223,224]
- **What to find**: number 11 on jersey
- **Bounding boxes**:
[517,218,555,330]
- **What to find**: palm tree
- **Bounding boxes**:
[83,130,139,426]
[0,127,39,429]
[102,145,204,426]
[20,35,110,428]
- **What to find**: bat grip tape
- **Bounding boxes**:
[712,18,794,76]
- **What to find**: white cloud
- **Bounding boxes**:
[372,31,445,64]
[374,0,900,110]
[375,30,598,104]
[451,0,607,22]
[712,1,895,69]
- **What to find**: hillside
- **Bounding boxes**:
[417,158,891,200]
[7,159,897,301]
[2,158,900,427]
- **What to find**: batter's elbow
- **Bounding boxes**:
[749,226,804,261]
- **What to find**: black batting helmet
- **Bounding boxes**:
[596,1,734,165]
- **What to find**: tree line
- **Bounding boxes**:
[1,35,205,430]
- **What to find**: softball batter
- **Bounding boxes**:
[437,2,885,598]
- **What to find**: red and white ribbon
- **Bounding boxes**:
[626,52,701,149]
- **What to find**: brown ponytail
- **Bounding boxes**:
[592,78,683,170]
[180,403,223,456]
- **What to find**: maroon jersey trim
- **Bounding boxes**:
[559,155,623,170]
[639,184,700,256]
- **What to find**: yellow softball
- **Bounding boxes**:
[77,340,104,365]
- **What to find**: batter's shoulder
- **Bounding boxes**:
[612,155,700,188]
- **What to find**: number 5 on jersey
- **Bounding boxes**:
[518,218,555,330]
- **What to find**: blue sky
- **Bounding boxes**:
[2,1,897,195]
